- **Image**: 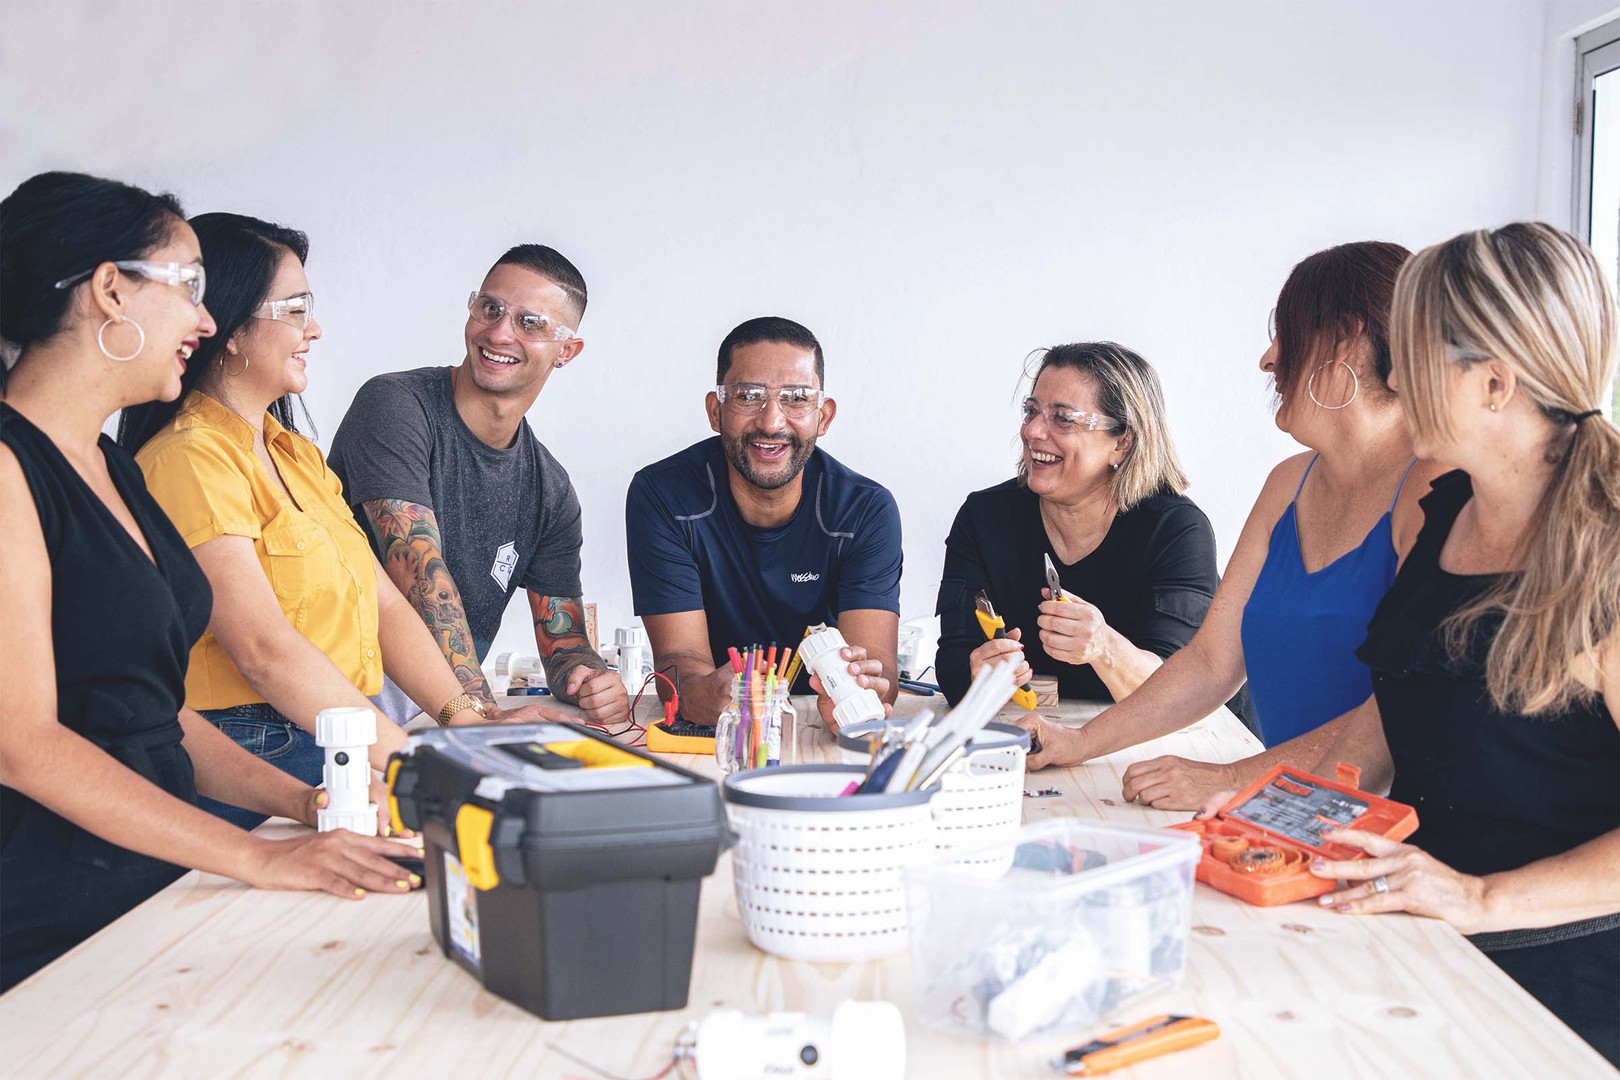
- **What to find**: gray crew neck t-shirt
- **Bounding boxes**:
[328,366,583,660]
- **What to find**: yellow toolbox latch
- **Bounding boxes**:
[385,758,406,836]
[455,803,500,891]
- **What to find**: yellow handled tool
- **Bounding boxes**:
[973,591,1038,711]
[1043,552,1075,603]
[1055,1014,1220,1075]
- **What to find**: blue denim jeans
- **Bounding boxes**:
[196,703,324,831]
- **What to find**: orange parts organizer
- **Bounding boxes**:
[1171,763,1417,906]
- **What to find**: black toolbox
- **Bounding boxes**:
[386,722,731,1020]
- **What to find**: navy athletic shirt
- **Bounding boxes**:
[626,437,902,689]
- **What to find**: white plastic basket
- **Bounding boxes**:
[722,766,939,962]
[839,721,1028,871]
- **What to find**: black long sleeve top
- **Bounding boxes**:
[934,479,1224,707]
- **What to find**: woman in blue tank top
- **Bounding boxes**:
[1015,241,1442,809]
[1239,452,1416,745]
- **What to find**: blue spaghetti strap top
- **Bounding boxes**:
[1239,455,1416,747]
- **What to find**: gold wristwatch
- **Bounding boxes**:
[437,693,490,727]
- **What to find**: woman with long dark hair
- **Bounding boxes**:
[120,214,561,829]
[0,172,417,991]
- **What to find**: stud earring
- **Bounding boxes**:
[1489,402,1498,412]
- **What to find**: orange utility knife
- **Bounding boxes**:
[973,591,1038,710]
[1055,1014,1220,1075]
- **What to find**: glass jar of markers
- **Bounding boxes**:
[714,647,795,775]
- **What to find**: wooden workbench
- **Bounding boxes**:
[0,696,1609,1078]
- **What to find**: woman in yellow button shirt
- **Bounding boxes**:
[120,214,562,829]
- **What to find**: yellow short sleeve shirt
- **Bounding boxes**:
[136,392,383,709]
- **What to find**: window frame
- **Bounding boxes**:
[1573,23,1620,246]
[1572,20,1620,417]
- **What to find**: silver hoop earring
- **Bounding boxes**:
[1307,360,1358,411]
[97,317,145,362]
[220,352,250,377]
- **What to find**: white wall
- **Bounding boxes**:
[1,1,1550,663]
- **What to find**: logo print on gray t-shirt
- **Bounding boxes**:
[490,541,518,590]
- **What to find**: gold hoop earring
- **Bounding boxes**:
[97,317,145,362]
[1307,360,1359,411]
[221,352,250,377]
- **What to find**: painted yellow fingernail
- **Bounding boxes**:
[354,888,367,897]
[395,879,409,890]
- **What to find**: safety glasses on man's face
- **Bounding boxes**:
[468,292,575,343]
[716,383,824,419]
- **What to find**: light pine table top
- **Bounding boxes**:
[1,696,1609,1078]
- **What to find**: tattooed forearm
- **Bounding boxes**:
[363,498,495,705]
[527,593,608,703]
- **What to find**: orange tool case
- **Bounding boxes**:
[1170,763,1417,907]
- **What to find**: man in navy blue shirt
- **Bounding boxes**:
[626,317,902,730]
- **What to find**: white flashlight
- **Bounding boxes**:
[315,706,377,836]
[796,625,886,731]
[689,1001,905,1080]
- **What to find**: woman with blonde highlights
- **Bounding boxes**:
[934,343,1229,708]
[1287,222,1619,1064]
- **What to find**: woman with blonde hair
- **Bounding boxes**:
[935,342,1233,708]
[1286,222,1619,1064]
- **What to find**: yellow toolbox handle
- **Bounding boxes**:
[542,739,652,769]
[455,803,500,891]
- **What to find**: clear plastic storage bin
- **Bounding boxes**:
[903,818,1199,1041]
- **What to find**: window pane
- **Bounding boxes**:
[1594,65,1620,415]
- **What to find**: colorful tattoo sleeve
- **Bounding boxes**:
[362,498,494,705]
[528,592,607,702]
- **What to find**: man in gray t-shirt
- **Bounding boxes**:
[327,244,627,726]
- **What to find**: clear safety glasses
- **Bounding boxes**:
[1020,399,1125,434]
[253,292,316,330]
[468,292,575,343]
[54,260,207,306]
[716,383,825,419]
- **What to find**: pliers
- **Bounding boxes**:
[974,590,1038,711]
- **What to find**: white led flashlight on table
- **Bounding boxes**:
[315,706,377,836]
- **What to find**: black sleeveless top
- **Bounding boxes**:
[0,403,213,988]
[1356,470,1619,882]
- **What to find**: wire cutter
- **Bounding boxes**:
[1043,552,1076,603]
[973,591,1038,711]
